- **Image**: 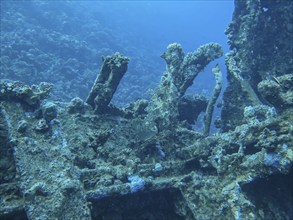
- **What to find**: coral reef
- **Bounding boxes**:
[0,106,15,186]
[0,74,292,219]
[257,74,293,110]
[221,0,293,131]
[178,94,208,125]
[0,1,162,104]
[148,43,223,131]
[0,0,292,219]
[203,64,222,136]
[86,53,129,113]
[0,80,52,107]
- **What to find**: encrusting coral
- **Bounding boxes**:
[204,64,222,136]
[148,42,223,131]
[86,52,129,114]
[0,0,292,219]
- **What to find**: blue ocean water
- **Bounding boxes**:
[88,1,234,98]
[89,1,234,51]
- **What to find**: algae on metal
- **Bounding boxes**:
[0,0,292,219]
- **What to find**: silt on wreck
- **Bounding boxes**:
[0,0,292,219]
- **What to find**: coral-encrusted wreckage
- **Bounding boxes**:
[0,0,292,219]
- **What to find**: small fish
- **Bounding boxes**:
[267,76,280,85]
[272,76,281,85]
